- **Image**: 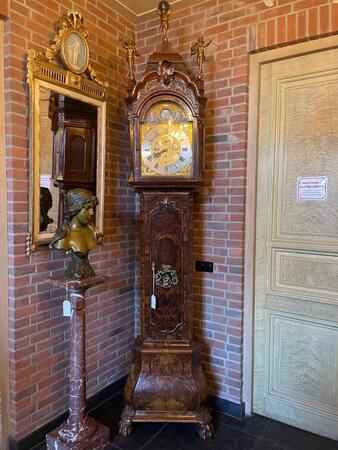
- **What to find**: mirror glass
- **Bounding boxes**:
[39,87,60,235]
[38,86,98,236]
[29,78,106,249]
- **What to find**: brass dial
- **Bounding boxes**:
[140,102,193,176]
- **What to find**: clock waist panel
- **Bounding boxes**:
[150,199,189,339]
[140,193,193,342]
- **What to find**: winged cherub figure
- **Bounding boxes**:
[120,39,140,82]
[191,35,213,80]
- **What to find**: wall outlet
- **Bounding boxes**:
[195,260,214,273]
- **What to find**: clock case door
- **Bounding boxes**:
[140,191,193,345]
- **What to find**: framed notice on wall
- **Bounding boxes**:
[297,176,328,201]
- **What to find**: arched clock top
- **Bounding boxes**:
[126,66,206,118]
[139,95,194,123]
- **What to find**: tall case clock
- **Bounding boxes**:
[119,1,214,439]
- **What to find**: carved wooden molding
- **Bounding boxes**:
[157,60,175,88]
[130,73,201,117]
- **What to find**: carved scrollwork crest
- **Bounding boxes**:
[132,77,199,115]
[160,197,176,208]
[155,264,179,289]
[157,60,175,88]
[27,10,108,92]
[47,11,88,69]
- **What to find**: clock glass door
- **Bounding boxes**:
[140,101,193,177]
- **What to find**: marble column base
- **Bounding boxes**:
[46,420,110,450]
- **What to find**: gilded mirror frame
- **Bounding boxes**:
[26,10,108,254]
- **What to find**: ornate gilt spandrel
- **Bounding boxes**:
[26,10,108,255]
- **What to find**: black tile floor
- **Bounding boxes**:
[33,390,338,450]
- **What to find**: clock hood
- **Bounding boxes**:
[121,1,208,186]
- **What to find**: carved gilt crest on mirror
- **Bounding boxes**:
[26,10,108,255]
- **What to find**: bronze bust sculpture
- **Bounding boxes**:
[50,188,98,279]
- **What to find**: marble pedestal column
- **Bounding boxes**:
[46,276,110,450]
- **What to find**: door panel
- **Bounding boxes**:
[272,250,338,300]
[274,73,338,244]
[254,47,338,440]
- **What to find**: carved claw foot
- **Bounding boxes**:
[196,405,214,439]
[198,422,214,439]
[118,404,134,436]
[118,419,133,437]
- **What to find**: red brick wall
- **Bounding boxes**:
[136,0,338,404]
[5,0,136,440]
[5,0,338,441]
[0,0,8,19]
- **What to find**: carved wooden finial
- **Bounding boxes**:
[156,1,172,43]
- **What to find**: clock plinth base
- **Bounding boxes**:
[119,407,214,440]
[119,337,214,439]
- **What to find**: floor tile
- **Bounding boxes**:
[303,432,338,450]
[103,445,123,450]
[257,416,338,450]
[27,402,338,450]
[142,422,258,450]
[91,391,125,437]
[262,420,305,449]
[253,438,291,450]
[111,422,167,449]
[31,443,47,450]
[215,412,270,437]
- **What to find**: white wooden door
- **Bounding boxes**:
[254,47,338,440]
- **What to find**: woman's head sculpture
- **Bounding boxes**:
[50,188,99,279]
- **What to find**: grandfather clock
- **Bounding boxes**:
[119,1,214,439]
[49,93,97,223]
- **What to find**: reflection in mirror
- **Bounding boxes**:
[39,87,59,234]
[37,87,99,236]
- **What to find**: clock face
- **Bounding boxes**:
[140,101,193,177]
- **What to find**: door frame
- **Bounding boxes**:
[0,17,10,450]
[243,35,338,416]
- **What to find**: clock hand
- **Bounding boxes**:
[153,148,168,158]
